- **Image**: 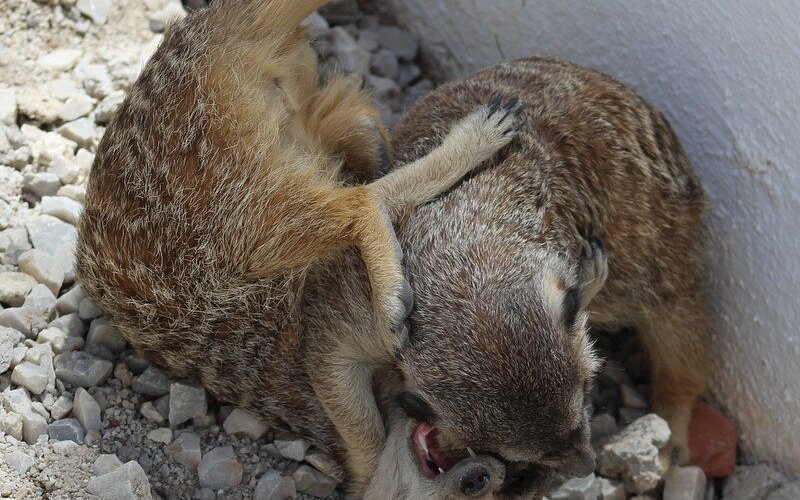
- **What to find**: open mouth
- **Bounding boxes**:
[411,422,470,478]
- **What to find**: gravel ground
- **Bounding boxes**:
[0,0,793,499]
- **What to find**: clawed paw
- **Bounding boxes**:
[578,236,608,306]
[485,94,528,135]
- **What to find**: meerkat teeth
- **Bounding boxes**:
[417,433,429,456]
[438,467,445,474]
[467,447,476,457]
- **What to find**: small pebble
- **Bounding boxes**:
[291,464,338,498]
[255,470,297,500]
[48,417,85,443]
[168,380,207,427]
[197,445,242,490]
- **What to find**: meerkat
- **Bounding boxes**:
[76,0,525,492]
[355,57,710,498]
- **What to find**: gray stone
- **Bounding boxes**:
[0,88,16,126]
[5,450,35,475]
[22,409,48,444]
[397,63,421,87]
[11,362,49,394]
[0,307,30,336]
[664,466,706,500]
[50,394,74,419]
[147,427,173,444]
[132,366,170,396]
[598,413,670,494]
[59,93,95,121]
[114,362,133,386]
[87,317,126,354]
[331,27,371,75]
[166,431,202,469]
[55,350,113,387]
[402,78,433,111]
[723,465,786,500]
[376,26,419,61]
[197,445,243,489]
[22,172,61,197]
[0,328,15,373]
[18,249,66,295]
[73,387,103,431]
[292,464,338,497]
[37,326,74,354]
[365,74,400,101]
[25,215,78,257]
[767,481,800,500]
[78,296,104,320]
[301,12,329,39]
[49,313,86,337]
[93,453,123,476]
[255,470,297,500]
[358,30,379,52]
[0,272,38,306]
[57,184,87,203]
[76,0,112,24]
[59,118,97,147]
[549,474,600,500]
[0,228,32,266]
[139,401,164,424]
[223,408,268,440]
[0,408,23,440]
[371,49,399,79]
[52,439,79,453]
[169,380,207,426]
[154,394,170,419]
[87,460,153,499]
[40,196,83,226]
[597,477,625,500]
[95,90,126,124]
[48,417,85,443]
[274,435,310,462]
[21,284,58,336]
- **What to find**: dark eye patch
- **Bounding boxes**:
[397,392,435,423]
[563,287,581,329]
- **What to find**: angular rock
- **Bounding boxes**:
[197,445,242,489]
[73,387,103,431]
[397,63,421,87]
[16,89,63,124]
[723,465,785,500]
[0,408,23,441]
[599,414,670,494]
[48,417,85,443]
[87,317,126,354]
[57,184,87,203]
[76,62,114,100]
[549,474,600,500]
[139,401,164,424]
[597,477,625,500]
[93,453,124,476]
[255,470,297,500]
[0,88,16,126]
[55,350,114,387]
[166,431,202,469]
[0,228,32,266]
[78,296,104,320]
[132,366,170,396]
[274,435,310,462]
[169,380,207,426]
[25,215,78,257]
[76,0,112,24]
[0,272,37,306]
[5,450,35,475]
[37,326,76,354]
[87,460,153,500]
[22,172,60,198]
[114,362,134,386]
[95,90,126,124]
[40,196,83,226]
[664,466,707,500]
[22,409,48,444]
[223,408,268,440]
[0,327,16,373]
[371,49,399,79]
[18,249,66,296]
[38,49,83,72]
[376,26,419,61]
[11,362,49,394]
[59,118,97,147]
[149,1,187,33]
[292,464,338,498]
[60,93,95,121]
[49,313,86,337]
[147,427,173,444]
[50,394,74,419]
[0,307,31,336]
[56,284,87,315]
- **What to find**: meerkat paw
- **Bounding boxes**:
[378,205,414,349]
[454,95,528,158]
[578,237,608,307]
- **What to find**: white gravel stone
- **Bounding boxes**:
[37,326,69,354]
[255,470,297,500]
[598,477,626,500]
[46,77,83,101]
[550,474,600,500]
[22,172,61,197]
[169,380,207,426]
[166,431,202,469]
[767,481,800,500]
[723,465,786,500]
[57,184,87,203]
[18,249,66,295]
[50,394,74,419]
[25,215,78,257]
[76,0,112,24]
[0,307,30,336]
[599,414,671,494]
[93,453,124,476]
[5,450,35,475]
[87,317,126,354]
[197,445,243,489]
[59,93,95,121]
[16,89,63,124]
[73,387,103,431]
[0,408,24,441]
[376,26,419,61]
[0,328,17,374]
[139,401,164,424]
[75,62,115,100]
[223,408,268,440]
[11,362,49,394]
[48,155,83,185]
[48,417,85,443]
[88,460,154,499]
[274,435,310,462]
[664,466,706,500]
[54,350,114,387]
[0,272,37,307]
[22,409,48,444]
[38,49,83,72]
[0,228,32,266]
[56,284,86,315]
[0,88,16,126]
[149,1,187,33]
[78,296,104,320]
[22,284,58,337]
[331,27,371,75]
[49,313,86,337]
[292,464,338,498]
[371,49,400,79]
[95,90,126,124]
[58,117,97,147]
[146,427,173,444]
[132,366,170,396]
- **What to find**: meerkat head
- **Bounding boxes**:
[393,243,603,498]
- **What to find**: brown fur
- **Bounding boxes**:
[76,0,524,493]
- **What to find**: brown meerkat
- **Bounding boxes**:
[76,0,526,492]
[356,57,710,498]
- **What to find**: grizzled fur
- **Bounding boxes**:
[363,57,710,498]
[76,0,524,493]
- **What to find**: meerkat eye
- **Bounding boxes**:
[562,287,581,328]
[397,392,436,423]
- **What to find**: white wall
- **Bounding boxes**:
[382,0,800,474]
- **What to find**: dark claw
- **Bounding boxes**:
[514,104,527,117]
[504,97,519,110]
[589,236,604,252]
[487,95,503,118]
[510,117,529,133]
